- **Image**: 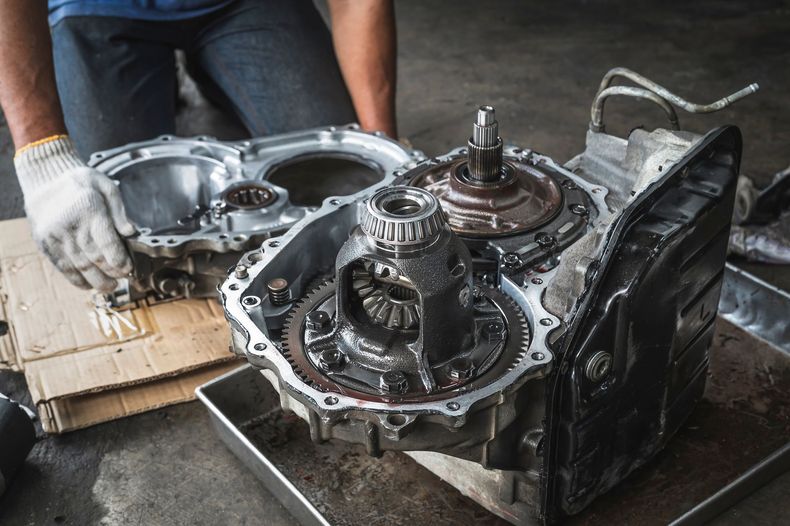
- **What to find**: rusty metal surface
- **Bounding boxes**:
[200,316,789,525]
[411,158,564,237]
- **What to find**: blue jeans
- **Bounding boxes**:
[51,0,356,158]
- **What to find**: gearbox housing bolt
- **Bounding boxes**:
[318,349,345,372]
[448,357,475,381]
[585,351,613,383]
[482,320,506,343]
[234,264,248,279]
[380,371,409,394]
[306,310,331,331]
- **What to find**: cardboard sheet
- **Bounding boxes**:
[0,218,241,433]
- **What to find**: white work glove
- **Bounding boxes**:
[14,135,136,292]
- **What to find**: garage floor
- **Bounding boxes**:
[1,1,789,525]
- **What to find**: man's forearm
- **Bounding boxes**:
[328,0,397,138]
[0,0,66,149]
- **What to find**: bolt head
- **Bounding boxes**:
[535,233,556,248]
[481,320,506,343]
[306,310,330,331]
[234,264,248,279]
[502,252,521,268]
[318,349,345,372]
[448,357,475,381]
[380,371,408,394]
[585,351,613,383]
[570,204,588,216]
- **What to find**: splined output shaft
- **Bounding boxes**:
[467,105,504,183]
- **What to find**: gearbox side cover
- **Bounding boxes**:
[542,126,742,521]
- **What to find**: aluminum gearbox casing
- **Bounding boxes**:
[88,126,422,304]
[216,70,753,524]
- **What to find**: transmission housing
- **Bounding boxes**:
[218,70,752,523]
[89,126,420,303]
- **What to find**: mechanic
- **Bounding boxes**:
[0,0,396,292]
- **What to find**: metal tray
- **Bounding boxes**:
[196,364,507,526]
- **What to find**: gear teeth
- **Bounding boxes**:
[279,277,338,390]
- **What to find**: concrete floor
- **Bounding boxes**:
[1,1,790,525]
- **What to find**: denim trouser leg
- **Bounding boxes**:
[188,0,357,135]
[51,17,178,159]
[50,0,357,159]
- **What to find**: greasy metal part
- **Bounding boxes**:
[273,187,536,405]
[219,165,557,460]
[410,155,567,237]
[360,186,446,250]
[467,105,504,183]
[719,262,790,355]
[216,69,755,525]
[267,278,292,306]
[222,182,276,209]
[543,126,742,521]
[584,351,612,382]
[89,127,420,303]
[281,279,529,402]
[590,67,759,131]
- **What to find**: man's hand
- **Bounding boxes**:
[328,0,397,138]
[15,136,136,292]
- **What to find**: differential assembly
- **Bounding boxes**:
[282,187,531,402]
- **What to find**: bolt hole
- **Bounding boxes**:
[247,252,263,263]
[268,240,280,248]
[167,239,176,244]
[446,402,460,411]
[387,414,407,427]
[242,296,260,307]
[253,343,266,351]
[329,199,341,206]
[219,234,228,239]
[233,235,246,242]
[229,284,239,291]
[325,396,338,406]
[540,318,553,326]
[150,238,160,243]
[531,352,545,360]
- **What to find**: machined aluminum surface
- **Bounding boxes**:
[89,126,420,301]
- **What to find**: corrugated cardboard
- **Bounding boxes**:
[0,218,241,433]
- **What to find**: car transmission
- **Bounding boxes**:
[219,69,756,523]
[89,126,420,304]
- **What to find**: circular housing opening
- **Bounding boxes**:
[266,154,382,206]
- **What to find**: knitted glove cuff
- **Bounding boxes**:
[14,135,85,195]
